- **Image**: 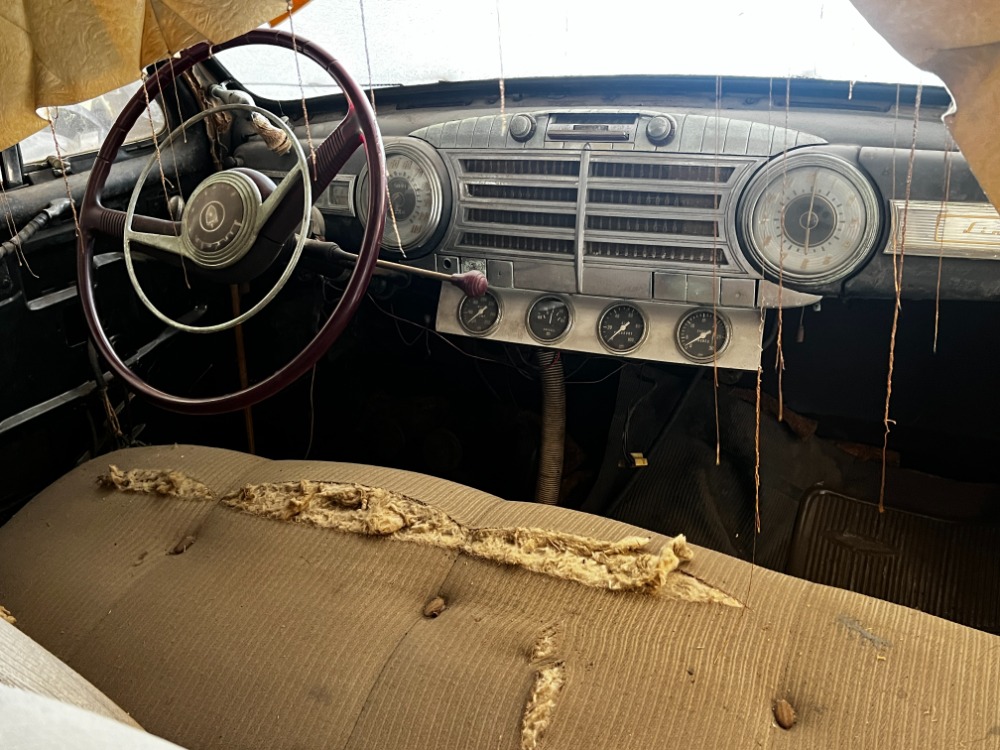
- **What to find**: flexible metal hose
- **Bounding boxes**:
[535,350,566,505]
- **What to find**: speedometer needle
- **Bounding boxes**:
[469,307,487,322]
[690,330,713,345]
[609,322,630,340]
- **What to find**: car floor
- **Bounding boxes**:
[590,372,1000,633]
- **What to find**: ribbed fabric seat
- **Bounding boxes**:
[1,444,998,749]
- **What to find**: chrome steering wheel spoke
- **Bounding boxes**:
[126,226,188,257]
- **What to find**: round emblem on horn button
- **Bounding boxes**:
[182,172,261,268]
[198,200,226,233]
[186,182,244,253]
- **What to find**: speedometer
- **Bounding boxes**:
[739,153,880,287]
[356,138,450,259]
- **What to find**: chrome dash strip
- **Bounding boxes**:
[886,200,1000,260]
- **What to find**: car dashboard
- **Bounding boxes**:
[235,77,999,371]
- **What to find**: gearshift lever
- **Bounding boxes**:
[301,238,489,297]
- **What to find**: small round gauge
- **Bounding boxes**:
[458,291,501,335]
[598,303,647,353]
[527,296,572,342]
[675,308,730,364]
[356,139,449,259]
[740,153,880,287]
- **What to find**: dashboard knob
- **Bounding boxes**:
[508,113,536,142]
[646,115,676,145]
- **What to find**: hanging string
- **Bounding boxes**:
[879,84,922,513]
[47,108,125,440]
[46,109,81,238]
[141,70,190,288]
[357,0,404,257]
[753,307,764,535]
[495,0,507,130]
[711,75,722,467]
[286,0,317,180]
[933,135,954,354]
[0,176,36,277]
[358,0,377,110]
[167,55,188,144]
[774,77,791,423]
[161,56,191,218]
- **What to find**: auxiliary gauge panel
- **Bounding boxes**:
[437,286,762,369]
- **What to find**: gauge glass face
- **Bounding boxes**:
[458,291,501,335]
[744,158,878,285]
[358,148,442,254]
[527,296,571,342]
[675,309,730,363]
[598,303,646,353]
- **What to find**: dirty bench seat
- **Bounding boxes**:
[1,445,998,749]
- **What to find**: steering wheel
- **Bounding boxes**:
[77,29,387,415]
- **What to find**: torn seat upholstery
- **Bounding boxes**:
[1,445,998,749]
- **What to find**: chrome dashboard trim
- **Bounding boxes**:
[885,200,1000,260]
[411,110,825,156]
[438,147,763,300]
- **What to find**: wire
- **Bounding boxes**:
[473,355,503,404]
[366,291,629,386]
[389,305,427,348]
[566,362,629,386]
[305,364,317,459]
[621,364,657,460]
[366,293,516,369]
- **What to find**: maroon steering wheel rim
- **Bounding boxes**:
[77,29,387,415]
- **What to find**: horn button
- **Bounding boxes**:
[182,171,262,268]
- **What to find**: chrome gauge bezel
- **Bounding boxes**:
[674,308,731,364]
[526,295,574,344]
[596,302,648,354]
[356,137,449,259]
[457,290,503,336]
[739,152,881,287]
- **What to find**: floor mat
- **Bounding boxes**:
[788,489,1000,633]
[603,380,859,571]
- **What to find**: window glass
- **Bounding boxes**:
[19,81,166,165]
[216,0,942,100]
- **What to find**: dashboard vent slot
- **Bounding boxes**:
[467,184,578,203]
[586,241,726,265]
[460,233,574,255]
[588,188,718,210]
[589,162,734,183]
[467,208,576,229]
[551,113,637,125]
[460,158,580,177]
[586,215,717,237]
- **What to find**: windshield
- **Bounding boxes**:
[218,0,943,100]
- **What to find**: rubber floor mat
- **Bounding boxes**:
[787,489,1000,633]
